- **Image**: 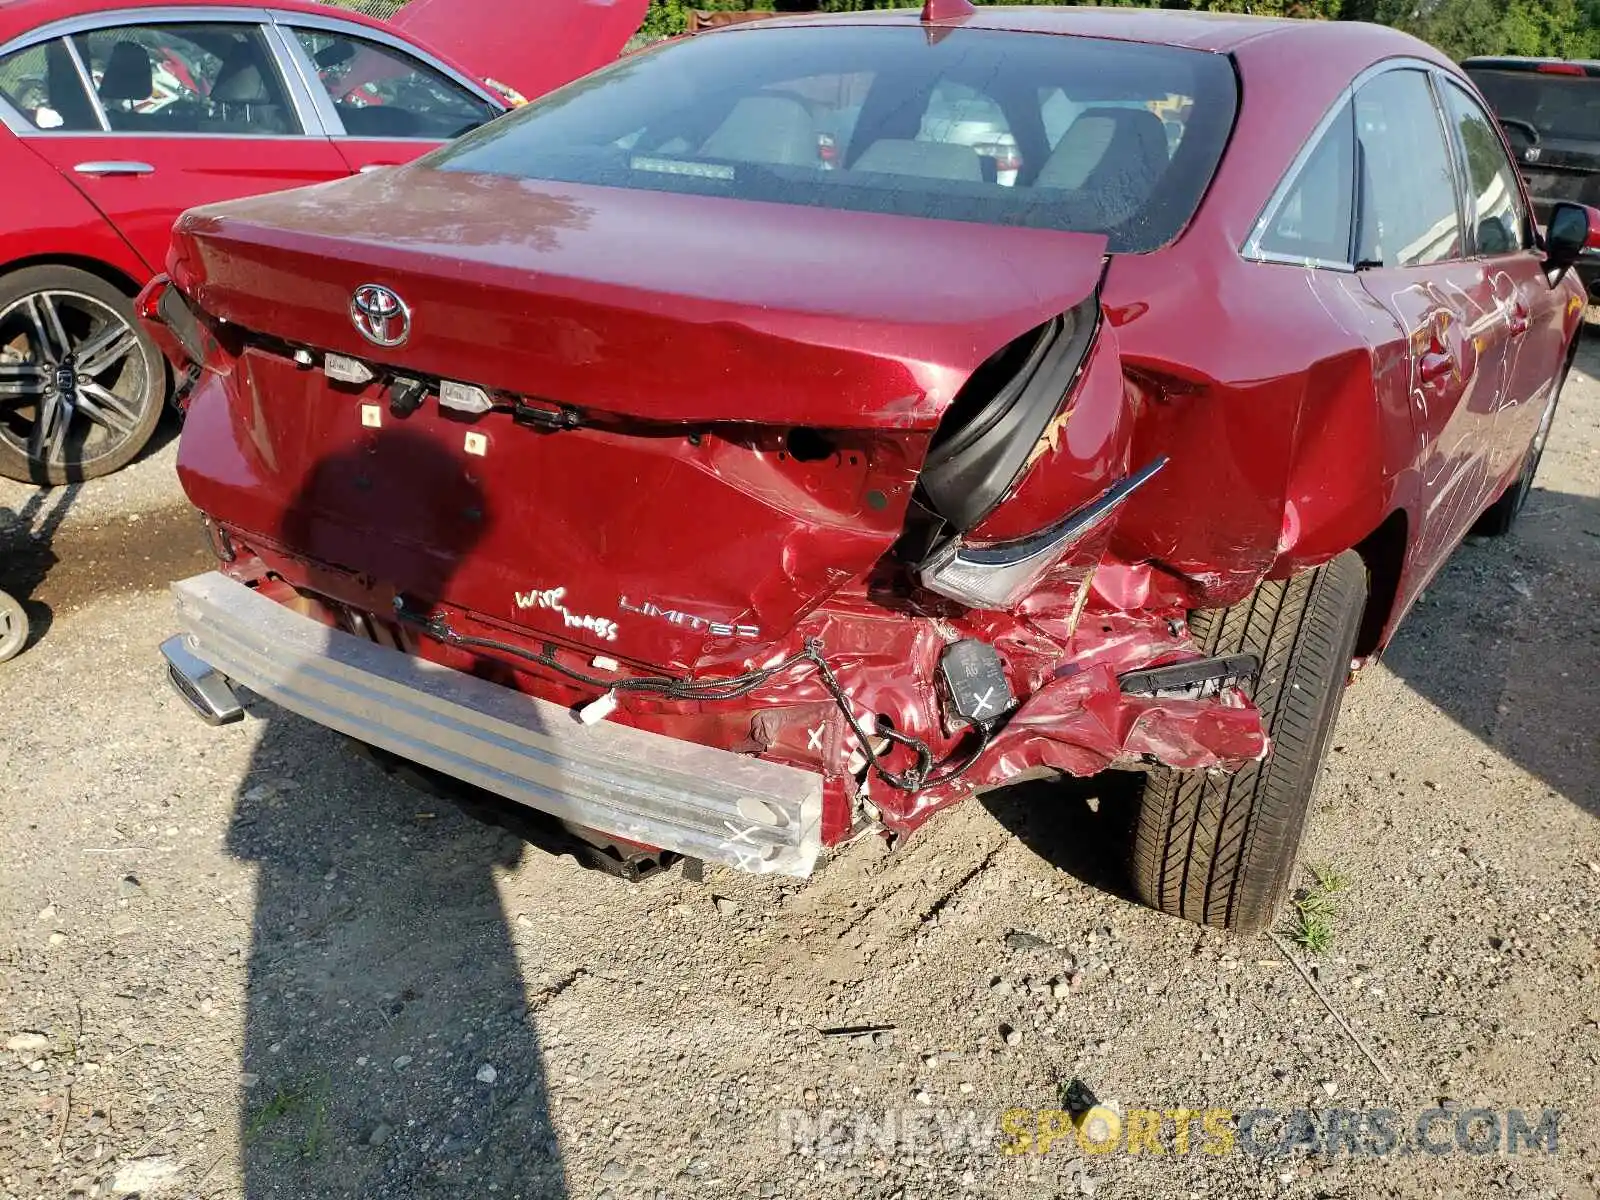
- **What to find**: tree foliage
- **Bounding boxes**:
[639,0,1600,61]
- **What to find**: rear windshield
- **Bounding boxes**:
[1466,67,1600,142]
[427,25,1238,253]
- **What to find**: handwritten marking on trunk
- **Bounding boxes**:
[513,586,619,642]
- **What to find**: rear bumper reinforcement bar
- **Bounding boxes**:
[160,572,823,876]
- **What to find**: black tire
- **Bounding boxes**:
[0,265,166,485]
[1473,355,1568,537]
[1130,550,1367,933]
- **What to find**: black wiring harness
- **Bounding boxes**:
[393,599,996,793]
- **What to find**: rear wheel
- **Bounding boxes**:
[0,266,166,485]
[1130,551,1367,933]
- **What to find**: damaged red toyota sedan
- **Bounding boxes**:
[148,5,1592,932]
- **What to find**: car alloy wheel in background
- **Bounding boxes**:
[0,588,28,662]
[0,266,166,485]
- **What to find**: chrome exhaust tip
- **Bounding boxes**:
[160,635,244,726]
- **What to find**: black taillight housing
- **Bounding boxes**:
[918,291,1100,533]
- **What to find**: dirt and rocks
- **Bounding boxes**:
[1,347,1597,1200]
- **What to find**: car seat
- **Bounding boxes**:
[211,43,293,134]
[1035,107,1170,226]
[96,41,156,131]
[852,138,984,182]
[699,96,817,166]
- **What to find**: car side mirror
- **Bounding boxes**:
[1544,201,1600,272]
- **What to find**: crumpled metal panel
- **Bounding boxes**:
[215,533,1267,845]
[805,602,1268,834]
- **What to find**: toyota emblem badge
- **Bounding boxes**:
[350,284,411,348]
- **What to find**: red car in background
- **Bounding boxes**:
[150,6,1592,933]
[0,0,644,483]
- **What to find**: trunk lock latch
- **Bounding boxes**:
[387,376,429,417]
[513,400,583,431]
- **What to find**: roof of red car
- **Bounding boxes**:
[0,0,388,48]
[725,6,1432,57]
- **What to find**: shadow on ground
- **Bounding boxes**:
[230,718,565,1198]
[980,485,1600,892]
[979,772,1143,903]
[1380,486,1599,822]
[0,410,198,651]
[0,483,80,651]
[228,426,565,1198]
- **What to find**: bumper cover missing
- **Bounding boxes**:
[162,573,824,875]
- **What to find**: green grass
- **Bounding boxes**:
[1286,863,1352,954]
[245,1073,333,1159]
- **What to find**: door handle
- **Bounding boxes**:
[1508,301,1531,337]
[1419,351,1456,384]
[358,164,397,174]
[73,161,155,177]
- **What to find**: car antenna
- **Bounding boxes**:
[921,0,975,22]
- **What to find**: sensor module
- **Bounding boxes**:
[938,640,1016,725]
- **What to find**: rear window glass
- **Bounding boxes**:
[1466,67,1600,142]
[427,26,1238,253]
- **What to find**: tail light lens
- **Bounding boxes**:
[920,459,1166,609]
[975,137,1023,175]
[137,275,214,372]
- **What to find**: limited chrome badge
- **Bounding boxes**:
[350,284,410,348]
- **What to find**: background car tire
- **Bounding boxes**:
[0,588,29,662]
[0,265,166,485]
[1129,550,1368,934]
[1472,359,1567,538]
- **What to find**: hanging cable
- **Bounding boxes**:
[393,600,999,794]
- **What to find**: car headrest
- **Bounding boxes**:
[700,95,816,166]
[1036,107,1169,192]
[99,41,154,104]
[853,138,983,182]
[213,53,273,105]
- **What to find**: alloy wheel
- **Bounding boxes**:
[0,290,154,474]
[0,589,27,662]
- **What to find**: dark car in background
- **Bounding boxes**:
[1464,56,1600,290]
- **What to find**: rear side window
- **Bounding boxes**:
[1354,70,1463,268]
[72,24,301,135]
[0,40,100,131]
[1440,79,1531,255]
[1256,100,1355,264]
[290,29,495,140]
[428,26,1239,252]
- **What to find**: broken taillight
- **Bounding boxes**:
[918,290,1100,534]
[919,459,1166,609]
[136,275,235,382]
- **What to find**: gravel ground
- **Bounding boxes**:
[1,343,1596,1200]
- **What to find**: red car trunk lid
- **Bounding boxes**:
[169,168,1110,671]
